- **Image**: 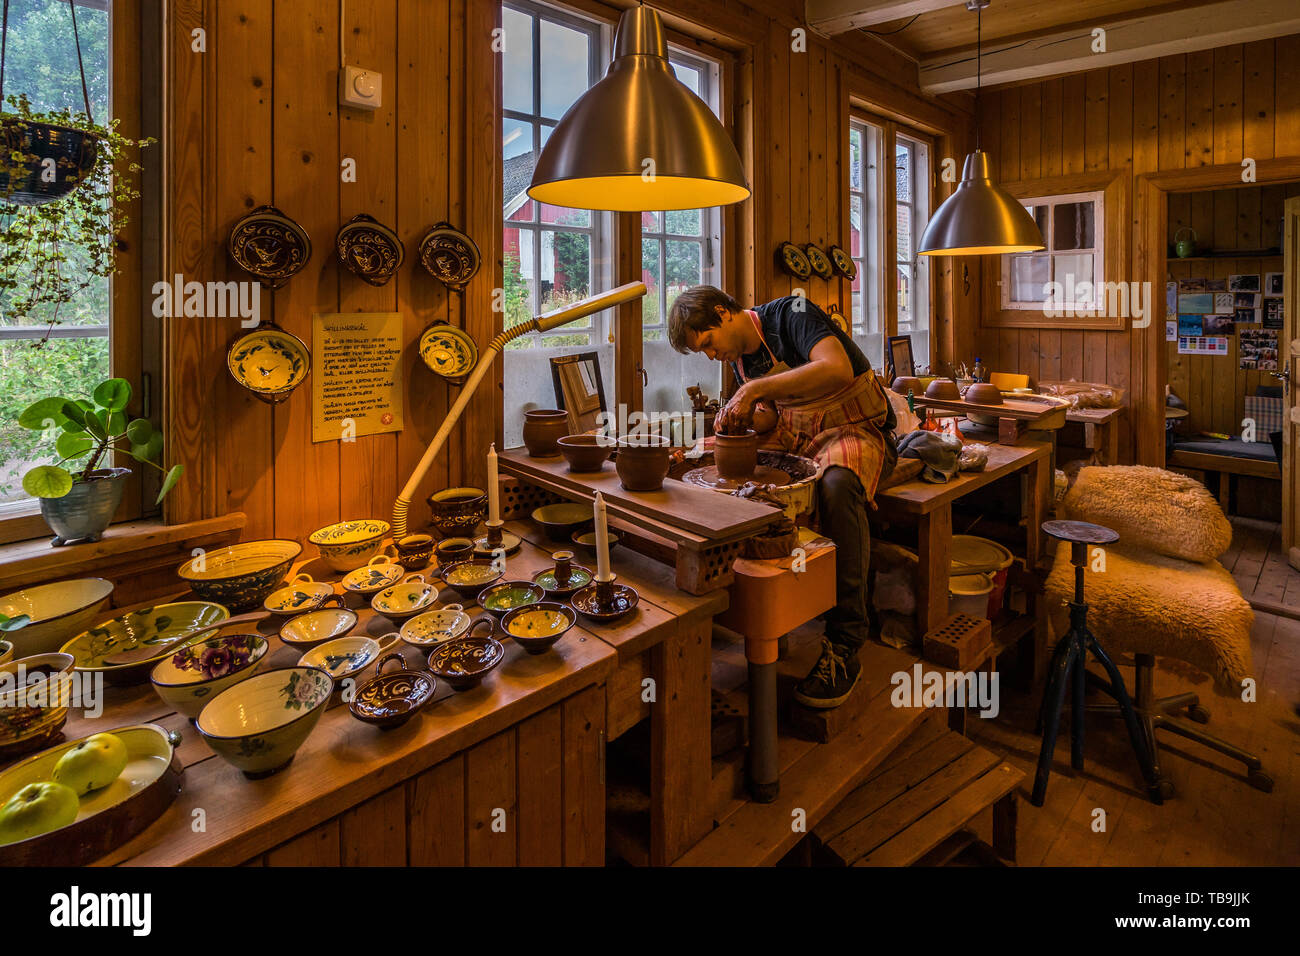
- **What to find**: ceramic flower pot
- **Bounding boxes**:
[615,435,671,491]
[522,409,569,458]
[39,468,130,546]
[713,430,759,481]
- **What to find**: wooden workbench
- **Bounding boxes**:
[1065,406,1125,465]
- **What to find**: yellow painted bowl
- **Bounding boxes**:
[227,326,310,402]
[60,602,230,685]
[0,578,114,658]
[308,519,390,572]
[263,574,337,617]
[196,667,333,778]
[370,574,440,622]
[177,539,302,612]
[341,556,405,595]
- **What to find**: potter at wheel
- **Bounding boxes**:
[681,462,791,491]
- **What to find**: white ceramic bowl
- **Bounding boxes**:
[341,556,405,595]
[279,607,358,650]
[263,574,336,616]
[150,633,270,720]
[308,519,390,573]
[399,604,471,647]
[0,578,113,658]
[370,574,439,622]
[196,667,334,777]
[296,633,401,684]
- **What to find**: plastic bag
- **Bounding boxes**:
[1037,380,1125,409]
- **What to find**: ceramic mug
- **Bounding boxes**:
[395,534,434,571]
[435,536,476,570]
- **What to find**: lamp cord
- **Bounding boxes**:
[975,5,981,151]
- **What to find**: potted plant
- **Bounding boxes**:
[18,377,183,546]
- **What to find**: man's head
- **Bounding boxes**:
[667,285,750,363]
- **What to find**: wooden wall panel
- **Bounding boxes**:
[976,35,1300,464]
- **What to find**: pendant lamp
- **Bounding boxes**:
[527,5,750,212]
[918,1,1043,256]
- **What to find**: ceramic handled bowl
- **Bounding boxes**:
[348,653,437,730]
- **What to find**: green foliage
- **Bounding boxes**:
[15,376,183,503]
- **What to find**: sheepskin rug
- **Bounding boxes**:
[1061,465,1232,563]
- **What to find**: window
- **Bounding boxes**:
[895,133,931,368]
[1000,191,1103,313]
[502,1,612,447]
[848,119,882,370]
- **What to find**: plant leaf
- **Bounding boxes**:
[83,410,107,441]
[55,432,94,460]
[93,378,131,411]
[125,418,153,444]
[19,397,68,430]
[155,463,184,504]
[105,410,126,437]
[22,465,74,498]
[60,401,87,427]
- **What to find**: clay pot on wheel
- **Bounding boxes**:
[522,410,568,458]
[713,430,759,481]
[615,434,671,491]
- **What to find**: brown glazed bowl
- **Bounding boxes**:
[556,434,612,472]
[426,618,504,691]
[522,409,569,458]
[891,376,922,395]
[348,653,437,730]
[500,601,576,655]
[964,382,1004,405]
[615,434,671,491]
[924,378,960,401]
[426,487,487,538]
[713,429,760,481]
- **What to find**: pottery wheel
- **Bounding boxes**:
[681,464,791,491]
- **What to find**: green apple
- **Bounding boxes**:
[0,782,80,844]
[52,732,128,796]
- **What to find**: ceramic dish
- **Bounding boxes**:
[0,641,10,667]
[308,518,390,573]
[434,537,477,571]
[805,243,833,279]
[478,581,545,619]
[341,556,406,595]
[440,559,505,599]
[228,204,312,289]
[829,244,857,280]
[571,578,640,624]
[778,241,812,280]
[427,487,487,538]
[826,305,849,335]
[296,633,401,685]
[196,667,333,778]
[150,634,270,721]
[279,607,359,650]
[399,604,471,647]
[419,323,478,381]
[924,378,960,401]
[61,602,231,686]
[370,574,439,621]
[394,533,435,571]
[531,503,593,542]
[0,653,75,759]
[556,434,613,472]
[0,723,183,866]
[531,562,593,599]
[425,625,503,691]
[177,539,302,612]
[499,601,575,655]
[335,213,404,286]
[418,221,481,290]
[571,528,620,559]
[227,325,311,403]
[349,655,437,730]
[263,574,337,616]
[0,578,113,658]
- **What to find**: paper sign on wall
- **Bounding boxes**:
[312,312,405,443]
[1177,335,1228,355]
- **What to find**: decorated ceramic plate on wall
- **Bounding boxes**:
[418,323,478,382]
[805,244,833,279]
[419,222,481,291]
[829,244,857,280]
[335,214,404,286]
[777,241,812,280]
[228,205,312,289]
[825,304,849,334]
[227,326,310,403]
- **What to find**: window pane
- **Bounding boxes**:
[665,208,701,236]
[503,120,535,222]
[540,204,589,228]
[641,210,662,233]
[665,241,702,307]
[503,7,533,114]
[671,62,703,95]
[541,230,591,313]
[849,128,862,191]
[641,240,662,330]
[1029,205,1050,246]
[895,142,911,203]
[897,265,911,328]
[540,19,590,120]
[1053,253,1095,304]
[1011,255,1050,303]
[503,227,536,326]
[1053,201,1095,251]
[896,204,911,261]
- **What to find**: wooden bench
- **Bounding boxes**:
[1168,447,1281,514]
[809,716,1025,866]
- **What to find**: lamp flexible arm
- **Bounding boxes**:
[391,280,647,539]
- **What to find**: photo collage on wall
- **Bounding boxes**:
[1169,273,1283,363]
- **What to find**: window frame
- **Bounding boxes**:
[894,130,931,368]
[999,189,1105,313]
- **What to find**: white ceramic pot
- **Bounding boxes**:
[0,578,113,658]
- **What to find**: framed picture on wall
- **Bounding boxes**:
[886,335,915,381]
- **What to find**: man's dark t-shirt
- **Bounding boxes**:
[734,296,873,383]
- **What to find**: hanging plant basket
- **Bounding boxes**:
[0,115,99,205]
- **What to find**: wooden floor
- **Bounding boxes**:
[1223,515,1300,611]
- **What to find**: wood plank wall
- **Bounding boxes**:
[1167,183,1300,437]
[975,36,1300,464]
[163,0,968,540]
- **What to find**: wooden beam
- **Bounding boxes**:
[919,0,1300,93]
[807,0,966,37]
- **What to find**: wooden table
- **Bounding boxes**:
[873,441,1052,638]
[52,529,715,866]
[1065,406,1124,465]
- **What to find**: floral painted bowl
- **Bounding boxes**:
[500,601,576,655]
[177,539,302,612]
[227,326,311,403]
[0,578,113,658]
[0,653,75,758]
[425,624,503,691]
[196,667,333,778]
[478,581,545,619]
[60,602,231,686]
[263,574,337,616]
[296,633,401,685]
[341,556,405,595]
[418,324,478,381]
[279,607,359,650]
[150,634,269,721]
[308,519,390,573]
[399,604,471,647]
[349,654,437,730]
[371,574,439,622]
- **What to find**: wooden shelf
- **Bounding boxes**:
[1169,250,1282,261]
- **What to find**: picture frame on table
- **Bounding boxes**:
[886,335,915,382]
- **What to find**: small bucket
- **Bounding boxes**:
[949,572,994,620]
[951,535,1015,620]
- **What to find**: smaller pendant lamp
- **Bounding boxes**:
[918,1,1043,256]
[527,5,750,212]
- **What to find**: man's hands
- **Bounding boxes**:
[715,382,760,434]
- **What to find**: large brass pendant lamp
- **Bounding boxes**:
[918,0,1043,256]
[527,5,750,211]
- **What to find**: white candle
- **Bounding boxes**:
[487,443,500,523]
[594,491,611,582]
